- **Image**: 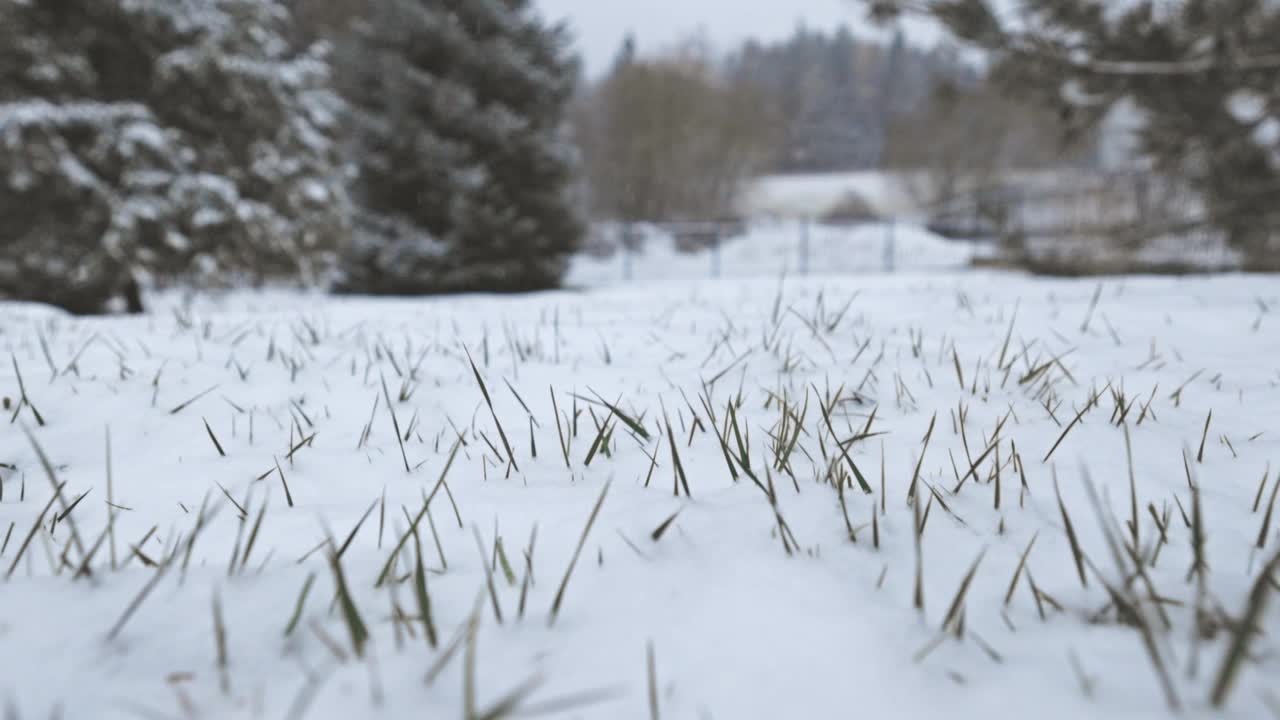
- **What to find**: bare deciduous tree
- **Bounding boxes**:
[574,45,778,225]
[860,0,1280,268]
[884,77,1086,236]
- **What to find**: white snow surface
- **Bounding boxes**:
[2,271,1280,719]
[741,171,920,219]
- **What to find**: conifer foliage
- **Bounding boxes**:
[0,0,348,312]
[334,0,585,296]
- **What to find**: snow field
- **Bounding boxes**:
[2,271,1279,719]
[566,220,979,287]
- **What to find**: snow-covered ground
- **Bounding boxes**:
[741,171,920,219]
[3,271,1280,719]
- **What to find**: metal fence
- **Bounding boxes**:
[573,218,927,286]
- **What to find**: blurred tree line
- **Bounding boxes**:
[0,0,582,312]
[573,38,776,225]
[571,26,1011,227]
[730,27,971,172]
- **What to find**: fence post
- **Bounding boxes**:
[884,218,896,273]
[800,218,810,276]
[711,229,722,279]
[621,223,636,282]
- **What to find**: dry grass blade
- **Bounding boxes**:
[1253,464,1271,513]
[549,480,611,626]
[212,588,230,694]
[105,426,118,569]
[108,551,174,641]
[238,495,269,573]
[475,677,545,720]
[284,431,317,462]
[1080,475,1181,712]
[473,525,505,625]
[941,548,987,634]
[55,488,91,525]
[1197,410,1212,463]
[1080,282,1103,333]
[813,385,872,494]
[953,432,1002,494]
[583,411,614,467]
[336,500,378,559]
[426,598,482,686]
[1054,474,1089,589]
[215,482,247,520]
[585,389,651,441]
[375,439,461,587]
[1004,532,1038,606]
[464,601,479,719]
[380,374,412,473]
[647,641,659,720]
[5,482,65,579]
[170,384,220,415]
[912,491,925,612]
[504,378,538,427]
[510,688,623,718]
[23,426,89,567]
[1043,403,1089,463]
[1256,472,1280,550]
[908,412,937,501]
[276,456,294,508]
[551,387,571,469]
[650,510,681,542]
[704,403,740,483]
[1210,549,1280,708]
[664,416,691,498]
[412,529,439,648]
[9,354,46,426]
[283,572,316,637]
[203,418,226,457]
[71,523,111,579]
[1124,424,1139,549]
[327,548,369,658]
[466,349,518,472]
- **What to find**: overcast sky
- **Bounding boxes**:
[534,0,941,76]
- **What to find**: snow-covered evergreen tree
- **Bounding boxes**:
[0,0,349,312]
[335,0,584,295]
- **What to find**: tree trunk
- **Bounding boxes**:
[123,276,144,314]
